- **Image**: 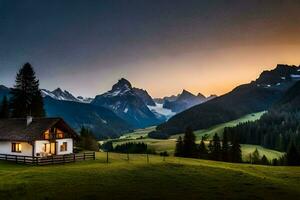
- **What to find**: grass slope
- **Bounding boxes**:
[0,152,299,200]
[110,112,275,158]
[170,111,265,140]
[242,144,284,161]
[119,126,156,140]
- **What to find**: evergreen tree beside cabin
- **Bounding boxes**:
[10,63,45,117]
[0,96,9,118]
[78,127,99,151]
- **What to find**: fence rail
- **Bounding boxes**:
[0,152,95,165]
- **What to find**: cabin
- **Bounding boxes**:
[0,117,78,157]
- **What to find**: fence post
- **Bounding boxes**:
[106,151,109,163]
[63,154,65,163]
[93,152,95,160]
[147,153,149,164]
[73,153,76,162]
[5,154,7,161]
[84,153,86,160]
[52,155,54,164]
[127,152,129,162]
[15,156,18,163]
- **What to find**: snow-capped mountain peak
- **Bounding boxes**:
[41,88,93,103]
[103,78,134,97]
[77,96,94,103]
[112,78,132,91]
[92,78,163,128]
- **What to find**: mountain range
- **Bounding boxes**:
[156,64,300,135]
[0,78,209,138]
[2,64,298,139]
[162,90,216,113]
[41,88,93,103]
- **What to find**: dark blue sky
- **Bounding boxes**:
[1,0,300,97]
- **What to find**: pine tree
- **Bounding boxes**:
[222,131,229,162]
[208,140,213,159]
[174,136,184,157]
[10,63,45,117]
[211,133,222,161]
[0,96,9,118]
[183,127,197,157]
[230,138,242,163]
[198,136,208,158]
[286,142,300,166]
[78,126,99,151]
[251,148,260,164]
[261,155,269,165]
[272,158,278,166]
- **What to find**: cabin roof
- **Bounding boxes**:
[0,118,78,142]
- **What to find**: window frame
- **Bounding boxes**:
[44,131,50,140]
[11,143,22,153]
[60,142,68,152]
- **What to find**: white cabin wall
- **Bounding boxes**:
[56,138,73,155]
[0,141,32,156]
[34,140,50,156]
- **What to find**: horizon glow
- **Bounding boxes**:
[1,1,300,98]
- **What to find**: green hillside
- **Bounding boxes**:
[0,152,299,200]
[241,144,285,161]
[119,126,156,140]
[109,112,270,157]
[170,111,265,140]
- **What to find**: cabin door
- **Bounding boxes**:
[50,142,56,155]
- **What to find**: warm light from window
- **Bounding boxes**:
[60,142,67,152]
[56,129,64,139]
[12,143,21,152]
[44,130,50,139]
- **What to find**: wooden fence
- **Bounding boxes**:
[0,152,95,165]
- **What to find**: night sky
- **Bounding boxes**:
[1,0,300,98]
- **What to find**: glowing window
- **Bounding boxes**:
[11,143,21,152]
[56,129,64,139]
[60,142,67,152]
[44,130,50,140]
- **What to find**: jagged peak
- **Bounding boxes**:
[255,64,300,85]
[112,78,132,91]
[180,89,194,96]
[52,87,63,93]
[275,64,299,70]
[197,92,206,98]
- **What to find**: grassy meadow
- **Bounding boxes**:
[105,111,284,162]
[0,152,299,200]
[242,144,285,162]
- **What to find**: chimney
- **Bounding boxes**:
[26,116,33,126]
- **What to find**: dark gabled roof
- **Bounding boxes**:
[0,118,78,142]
